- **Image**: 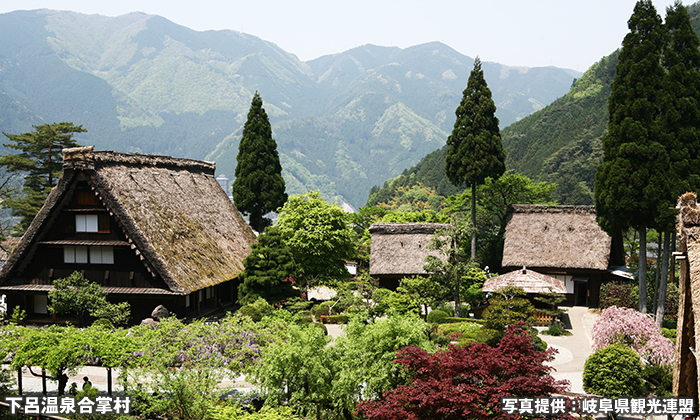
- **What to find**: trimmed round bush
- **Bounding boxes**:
[238,305,262,322]
[426,309,449,324]
[583,344,644,398]
[311,302,331,318]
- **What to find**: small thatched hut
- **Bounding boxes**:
[0,147,256,322]
[673,192,700,399]
[501,204,627,307]
[369,222,448,289]
[482,267,566,295]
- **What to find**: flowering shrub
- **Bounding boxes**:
[592,306,674,366]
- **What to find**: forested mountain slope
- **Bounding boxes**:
[0,9,578,208]
[369,2,700,207]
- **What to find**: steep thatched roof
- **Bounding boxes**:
[482,268,566,294]
[501,205,611,271]
[0,147,256,295]
[369,222,448,276]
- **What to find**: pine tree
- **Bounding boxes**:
[237,226,297,305]
[0,122,85,235]
[594,0,670,313]
[232,92,287,232]
[445,57,505,261]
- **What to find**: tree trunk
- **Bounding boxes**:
[470,184,476,261]
[648,232,664,314]
[453,226,461,318]
[655,231,670,327]
[652,231,662,314]
[639,227,647,313]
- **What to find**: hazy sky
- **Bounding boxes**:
[0,0,684,71]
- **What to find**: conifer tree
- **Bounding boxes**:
[445,57,505,261]
[232,92,287,232]
[653,1,700,325]
[237,226,298,305]
[595,0,670,313]
[0,122,85,235]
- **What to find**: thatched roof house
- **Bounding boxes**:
[0,147,256,322]
[673,192,700,399]
[482,268,566,295]
[369,222,448,289]
[501,205,625,307]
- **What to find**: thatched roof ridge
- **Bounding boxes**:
[482,268,566,294]
[369,222,449,235]
[64,147,216,174]
[0,147,256,295]
[369,222,448,276]
[501,204,611,271]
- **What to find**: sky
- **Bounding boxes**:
[0,0,685,71]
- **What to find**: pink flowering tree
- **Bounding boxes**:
[592,306,674,366]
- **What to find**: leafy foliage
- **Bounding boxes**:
[424,218,474,317]
[397,276,448,318]
[356,323,570,420]
[482,286,536,334]
[583,344,645,398]
[599,282,638,309]
[433,322,492,345]
[592,306,674,366]
[0,122,85,234]
[237,226,297,305]
[48,271,131,327]
[275,191,355,288]
[232,92,287,232]
[251,323,337,417]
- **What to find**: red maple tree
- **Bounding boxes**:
[356,322,572,420]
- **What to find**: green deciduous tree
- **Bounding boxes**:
[0,122,85,234]
[48,271,130,327]
[424,218,474,317]
[396,276,447,319]
[252,323,337,418]
[445,57,506,260]
[237,226,298,305]
[232,92,287,233]
[276,191,355,289]
[595,0,670,313]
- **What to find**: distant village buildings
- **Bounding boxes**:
[0,147,256,322]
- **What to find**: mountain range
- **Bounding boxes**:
[369,2,700,208]
[0,9,581,209]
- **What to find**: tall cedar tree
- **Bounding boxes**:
[232,92,287,232]
[594,0,670,313]
[445,57,505,262]
[0,122,85,235]
[237,226,298,305]
[653,1,700,325]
